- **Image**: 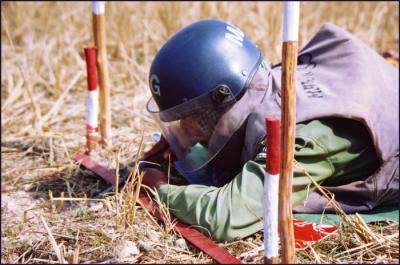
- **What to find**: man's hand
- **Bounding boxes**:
[141,135,175,164]
[141,167,168,190]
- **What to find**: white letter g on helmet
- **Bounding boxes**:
[150,74,161,96]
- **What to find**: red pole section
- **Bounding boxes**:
[266,116,281,175]
[264,116,281,264]
[84,47,99,155]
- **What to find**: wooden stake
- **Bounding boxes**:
[92,1,112,147]
[279,2,299,264]
[264,116,281,264]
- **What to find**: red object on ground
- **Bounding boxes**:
[292,219,338,250]
[74,153,242,264]
[74,154,116,184]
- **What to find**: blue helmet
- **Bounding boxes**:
[147,19,262,121]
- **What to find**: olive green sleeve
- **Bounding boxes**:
[157,119,377,242]
[158,161,267,242]
[157,127,334,242]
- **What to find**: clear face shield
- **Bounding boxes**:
[146,86,238,174]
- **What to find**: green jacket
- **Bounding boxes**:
[157,118,379,242]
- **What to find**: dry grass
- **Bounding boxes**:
[1,1,399,264]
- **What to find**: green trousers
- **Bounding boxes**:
[157,118,379,242]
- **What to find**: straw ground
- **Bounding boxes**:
[1,2,399,264]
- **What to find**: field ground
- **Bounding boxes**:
[1,2,399,264]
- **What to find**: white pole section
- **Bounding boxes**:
[92,1,105,15]
[283,2,300,42]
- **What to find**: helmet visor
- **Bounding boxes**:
[147,83,238,122]
[146,97,234,172]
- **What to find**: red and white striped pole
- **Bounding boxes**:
[84,47,99,155]
[263,116,281,264]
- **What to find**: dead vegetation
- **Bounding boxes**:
[1,1,399,264]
